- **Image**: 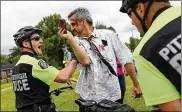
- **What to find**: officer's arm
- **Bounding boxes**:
[158,99,181,111]
[54,60,77,83]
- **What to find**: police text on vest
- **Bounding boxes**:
[12,73,30,91]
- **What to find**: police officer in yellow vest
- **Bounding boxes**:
[120,0,181,111]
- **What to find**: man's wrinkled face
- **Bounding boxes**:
[69,14,84,35]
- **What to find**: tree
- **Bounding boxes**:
[95,21,116,33]
[9,46,21,63]
[107,26,116,33]
[1,55,9,64]
[95,21,107,29]
[36,13,71,67]
[125,37,141,52]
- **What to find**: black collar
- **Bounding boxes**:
[21,51,38,58]
[151,6,172,25]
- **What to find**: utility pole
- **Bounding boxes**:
[131,28,134,37]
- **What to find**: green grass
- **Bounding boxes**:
[124,76,152,111]
[1,84,16,111]
[1,71,152,111]
[1,78,12,85]
[1,82,12,89]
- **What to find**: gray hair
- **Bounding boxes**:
[68,7,93,25]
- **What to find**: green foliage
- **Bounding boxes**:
[125,37,141,52]
[95,21,107,29]
[36,13,69,67]
[36,13,61,39]
[107,26,116,33]
[95,21,116,33]
[9,47,21,63]
[1,55,9,64]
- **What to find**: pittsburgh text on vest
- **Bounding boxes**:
[12,73,30,91]
[159,34,181,74]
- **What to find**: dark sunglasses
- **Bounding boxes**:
[30,36,42,41]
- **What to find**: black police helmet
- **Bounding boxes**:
[13,26,42,47]
[120,0,139,13]
[120,0,169,13]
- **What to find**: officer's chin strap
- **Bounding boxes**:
[133,0,154,37]
[22,38,38,56]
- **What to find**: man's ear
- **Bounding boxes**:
[22,41,29,47]
[136,3,146,18]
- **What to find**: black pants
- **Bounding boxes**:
[114,90,125,104]
[17,103,56,112]
[121,90,126,104]
[118,75,126,104]
[115,97,125,104]
[79,99,123,112]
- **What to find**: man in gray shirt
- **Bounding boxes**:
[58,7,141,104]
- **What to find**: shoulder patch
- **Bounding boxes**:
[38,59,49,69]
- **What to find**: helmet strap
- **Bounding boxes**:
[28,38,38,56]
[133,0,154,37]
[22,38,38,56]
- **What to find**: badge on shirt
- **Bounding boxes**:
[101,40,108,46]
[38,59,49,69]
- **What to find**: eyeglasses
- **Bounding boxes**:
[30,36,42,41]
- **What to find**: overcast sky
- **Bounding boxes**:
[1,1,181,55]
